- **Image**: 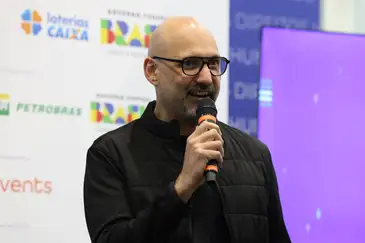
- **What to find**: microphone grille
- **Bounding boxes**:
[196,98,217,118]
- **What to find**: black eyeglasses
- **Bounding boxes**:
[152,56,230,76]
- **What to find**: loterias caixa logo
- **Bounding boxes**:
[20,9,89,41]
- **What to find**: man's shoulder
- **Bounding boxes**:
[218,121,270,156]
[89,119,141,153]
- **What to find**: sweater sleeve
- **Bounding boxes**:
[264,148,292,243]
[83,145,189,243]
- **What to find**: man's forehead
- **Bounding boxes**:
[148,16,218,58]
[165,31,218,57]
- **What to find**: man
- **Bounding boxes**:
[83,16,291,243]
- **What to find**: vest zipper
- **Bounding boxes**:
[188,199,193,242]
[209,181,234,243]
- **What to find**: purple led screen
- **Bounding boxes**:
[258,27,365,243]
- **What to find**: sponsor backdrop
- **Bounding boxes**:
[0,1,228,242]
[228,0,320,136]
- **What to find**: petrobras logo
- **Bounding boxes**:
[1,94,83,117]
[259,78,273,107]
[21,9,89,41]
[0,94,10,116]
[16,103,82,116]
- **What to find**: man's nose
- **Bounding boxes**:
[196,64,213,85]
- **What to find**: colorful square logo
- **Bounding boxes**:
[21,9,42,35]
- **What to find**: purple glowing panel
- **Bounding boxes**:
[258,27,365,243]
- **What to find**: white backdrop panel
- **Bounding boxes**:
[0,0,229,242]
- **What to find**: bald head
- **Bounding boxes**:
[148,16,218,58]
[143,16,224,126]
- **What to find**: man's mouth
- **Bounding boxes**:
[188,91,211,98]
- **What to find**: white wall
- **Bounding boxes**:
[354,0,365,33]
[321,0,365,34]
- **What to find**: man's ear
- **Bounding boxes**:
[143,57,159,86]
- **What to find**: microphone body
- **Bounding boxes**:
[196,98,219,183]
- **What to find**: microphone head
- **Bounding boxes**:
[196,98,217,118]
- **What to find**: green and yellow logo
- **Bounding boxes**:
[16,103,82,116]
[0,94,10,116]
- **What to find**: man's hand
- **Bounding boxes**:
[175,121,224,202]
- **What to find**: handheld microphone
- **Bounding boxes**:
[196,98,219,183]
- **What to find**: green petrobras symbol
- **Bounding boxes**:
[0,94,10,116]
[16,103,82,116]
